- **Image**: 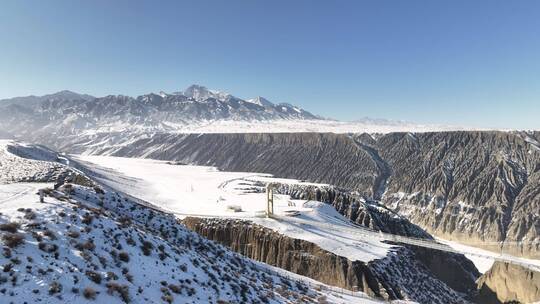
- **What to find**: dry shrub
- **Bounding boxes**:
[118,217,132,228]
[83,287,97,300]
[94,187,105,195]
[38,242,58,253]
[85,270,102,284]
[76,240,95,251]
[118,251,129,262]
[161,295,173,303]
[2,233,24,248]
[106,282,130,303]
[140,241,153,256]
[43,229,56,240]
[67,230,80,238]
[48,281,62,295]
[168,284,182,294]
[0,222,20,233]
[82,213,94,225]
[106,271,119,281]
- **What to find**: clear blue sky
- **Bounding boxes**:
[1,0,539,129]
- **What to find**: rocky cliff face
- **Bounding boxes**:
[182,217,478,304]
[476,262,540,303]
[257,182,481,297]
[373,132,540,258]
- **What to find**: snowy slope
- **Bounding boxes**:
[0,140,66,183]
[0,182,386,304]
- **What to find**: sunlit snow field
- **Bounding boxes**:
[76,155,307,216]
[76,155,395,263]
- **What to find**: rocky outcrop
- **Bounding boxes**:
[182,217,478,304]
[183,217,384,296]
[407,244,480,296]
[476,262,540,304]
[271,182,480,296]
[270,182,431,239]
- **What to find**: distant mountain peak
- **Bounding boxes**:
[40,90,94,102]
[0,90,95,106]
[247,96,274,107]
[53,90,74,95]
[183,84,231,102]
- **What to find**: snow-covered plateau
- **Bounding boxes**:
[147,119,462,134]
[74,155,395,263]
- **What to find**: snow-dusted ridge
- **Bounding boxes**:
[152,118,464,134]
[0,140,66,183]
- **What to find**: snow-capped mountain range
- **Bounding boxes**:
[0,85,318,136]
[0,84,462,140]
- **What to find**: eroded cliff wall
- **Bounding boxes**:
[182,217,478,304]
